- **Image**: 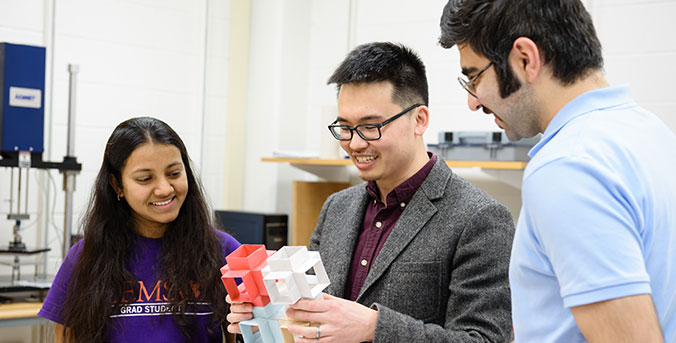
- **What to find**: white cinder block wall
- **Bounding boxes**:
[0,0,230,341]
[241,0,676,220]
[0,0,675,341]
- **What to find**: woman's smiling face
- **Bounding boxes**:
[114,142,188,237]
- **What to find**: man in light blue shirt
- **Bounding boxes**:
[440,1,676,342]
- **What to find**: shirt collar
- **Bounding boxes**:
[528,85,633,157]
[366,152,437,206]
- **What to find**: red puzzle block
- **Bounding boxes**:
[221,244,277,306]
[225,245,268,269]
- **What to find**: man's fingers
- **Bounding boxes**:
[286,308,328,323]
[287,324,322,339]
[288,298,330,312]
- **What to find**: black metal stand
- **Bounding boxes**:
[0,151,81,171]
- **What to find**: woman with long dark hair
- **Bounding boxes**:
[38,117,240,342]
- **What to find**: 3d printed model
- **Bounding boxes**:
[220,244,275,307]
[220,244,331,343]
[239,302,286,343]
[263,246,330,304]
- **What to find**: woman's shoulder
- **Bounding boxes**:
[63,238,86,264]
[212,229,241,256]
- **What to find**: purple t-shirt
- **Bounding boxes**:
[38,230,240,342]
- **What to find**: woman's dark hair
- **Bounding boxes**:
[439,0,603,98]
[62,117,227,342]
[327,41,429,107]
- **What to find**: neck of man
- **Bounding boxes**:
[538,69,610,132]
[375,144,430,204]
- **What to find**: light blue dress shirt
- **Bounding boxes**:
[510,85,676,342]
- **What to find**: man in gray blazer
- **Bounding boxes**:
[227,42,514,342]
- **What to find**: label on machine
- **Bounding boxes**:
[9,87,42,109]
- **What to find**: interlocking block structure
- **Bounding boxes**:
[262,246,330,304]
[222,245,330,343]
[220,244,275,307]
[239,303,286,343]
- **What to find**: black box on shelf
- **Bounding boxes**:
[214,210,288,250]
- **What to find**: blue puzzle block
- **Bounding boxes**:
[253,303,285,319]
[240,317,284,343]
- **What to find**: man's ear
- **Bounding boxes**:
[413,105,430,136]
[110,174,123,198]
[509,37,543,84]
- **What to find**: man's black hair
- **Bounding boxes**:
[328,42,429,107]
[440,0,603,98]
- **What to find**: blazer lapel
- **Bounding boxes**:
[325,188,369,296]
[356,159,451,301]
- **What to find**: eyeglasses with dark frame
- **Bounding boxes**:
[328,103,424,141]
[458,61,493,98]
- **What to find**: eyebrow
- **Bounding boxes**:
[461,66,479,77]
[131,162,182,174]
[335,114,385,124]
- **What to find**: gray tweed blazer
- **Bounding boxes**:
[309,158,514,342]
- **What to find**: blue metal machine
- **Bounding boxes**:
[0,43,46,155]
[0,43,81,295]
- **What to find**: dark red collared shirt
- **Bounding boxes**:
[344,153,437,301]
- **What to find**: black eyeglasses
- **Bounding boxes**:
[328,103,423,141]
[458,61,493,98]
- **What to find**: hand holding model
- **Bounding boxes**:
[222,244,333,342]
[285,293,377,343]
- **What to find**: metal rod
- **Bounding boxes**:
[17,168,22,214]
[63,63,80,258]
[66,64,79,157]
[63,174,75,256]
[25,168,29,215]
[42,0,58,277]
[8,168,14,216]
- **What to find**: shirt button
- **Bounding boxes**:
[361,259,368,266]
[375,221,382,228]
[400,202,406,208]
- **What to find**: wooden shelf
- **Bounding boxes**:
[262,157,353,166]
[262,157,526,170]
[444,160,527,170]
[0,302,42,320]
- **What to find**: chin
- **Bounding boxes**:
[357,171,378,182]
[158,214,180,224]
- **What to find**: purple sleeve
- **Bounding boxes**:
[214,229,241,260]
[38,240,85,325]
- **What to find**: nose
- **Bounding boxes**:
[154,177,174,197]
[467,93,483,112]
[348,132,369,151]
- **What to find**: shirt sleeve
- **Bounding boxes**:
[522,156,651,308]
[38,240,84,325]
[215,229,241,258]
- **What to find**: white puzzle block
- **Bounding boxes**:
[263,270,302,305]
[266,246,308,271]
[295,255,330,298]
[264,247,330,300]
